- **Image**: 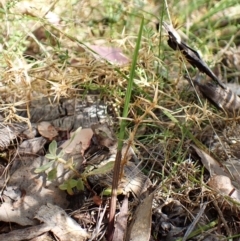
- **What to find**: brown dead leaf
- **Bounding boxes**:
[191,145,230,177]
[0,124,24,150]
[208,175,240,201]
[126,192,154,241]
[22,124,38,139]
[35,203,89,241]
[113,195,129,241]
[225,159,240,187]
[38,121,58,140]
[0,156,68,226]
[29,233,54,241]
[193,145,240,200]
[18,137,46,154]
[60,128,93,154]
[0,224,51,241]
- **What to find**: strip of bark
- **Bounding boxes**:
[0,224,51,241]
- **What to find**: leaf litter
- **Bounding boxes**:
[1,0,240,240]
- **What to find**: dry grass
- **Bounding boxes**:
[1,0,240,240]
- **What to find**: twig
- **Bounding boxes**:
[212,198,231,237]
[182,202,207,241]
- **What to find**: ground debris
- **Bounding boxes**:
[0,155,69,226]
[126,192,154,241]
[0,224,51,241]
[35,203,89,241]
[0,96,109,227]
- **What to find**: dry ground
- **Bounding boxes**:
[0,0,240,240]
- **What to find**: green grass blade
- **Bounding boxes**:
[117,17,144,149]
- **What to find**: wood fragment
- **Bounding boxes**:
[0,96,109,150]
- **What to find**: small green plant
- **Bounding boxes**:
[34,140,65,179]
[34,139,85,195]
[34,127,82,191]
[59,178,84,195]
[35,138,116,195]
[59,161,115,195]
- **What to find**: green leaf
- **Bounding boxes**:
[34,160,55,173]
[66,179,78,195]
[57,150,65,158]
[59,182,68,190]
[76,178,84,191]
[162,109,179,125]
[68,179,78,188]
[86,161,115,177]
[49,140,57,155]
[59,179,78,193]
[45,153,56,160]
[47,168,57,180]
[117,17,144,148]
[67,186,74,195]
[102,187,112,196]
[101,187,123,196]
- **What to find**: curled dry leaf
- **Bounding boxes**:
[191,145,230,177]
[225,159,240,187]
[35,203,89,241]
[208,175,240,201]
[192,145,240,200]
[60,128,93,154]
[0,124,26,150]
[38,121,58,140]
